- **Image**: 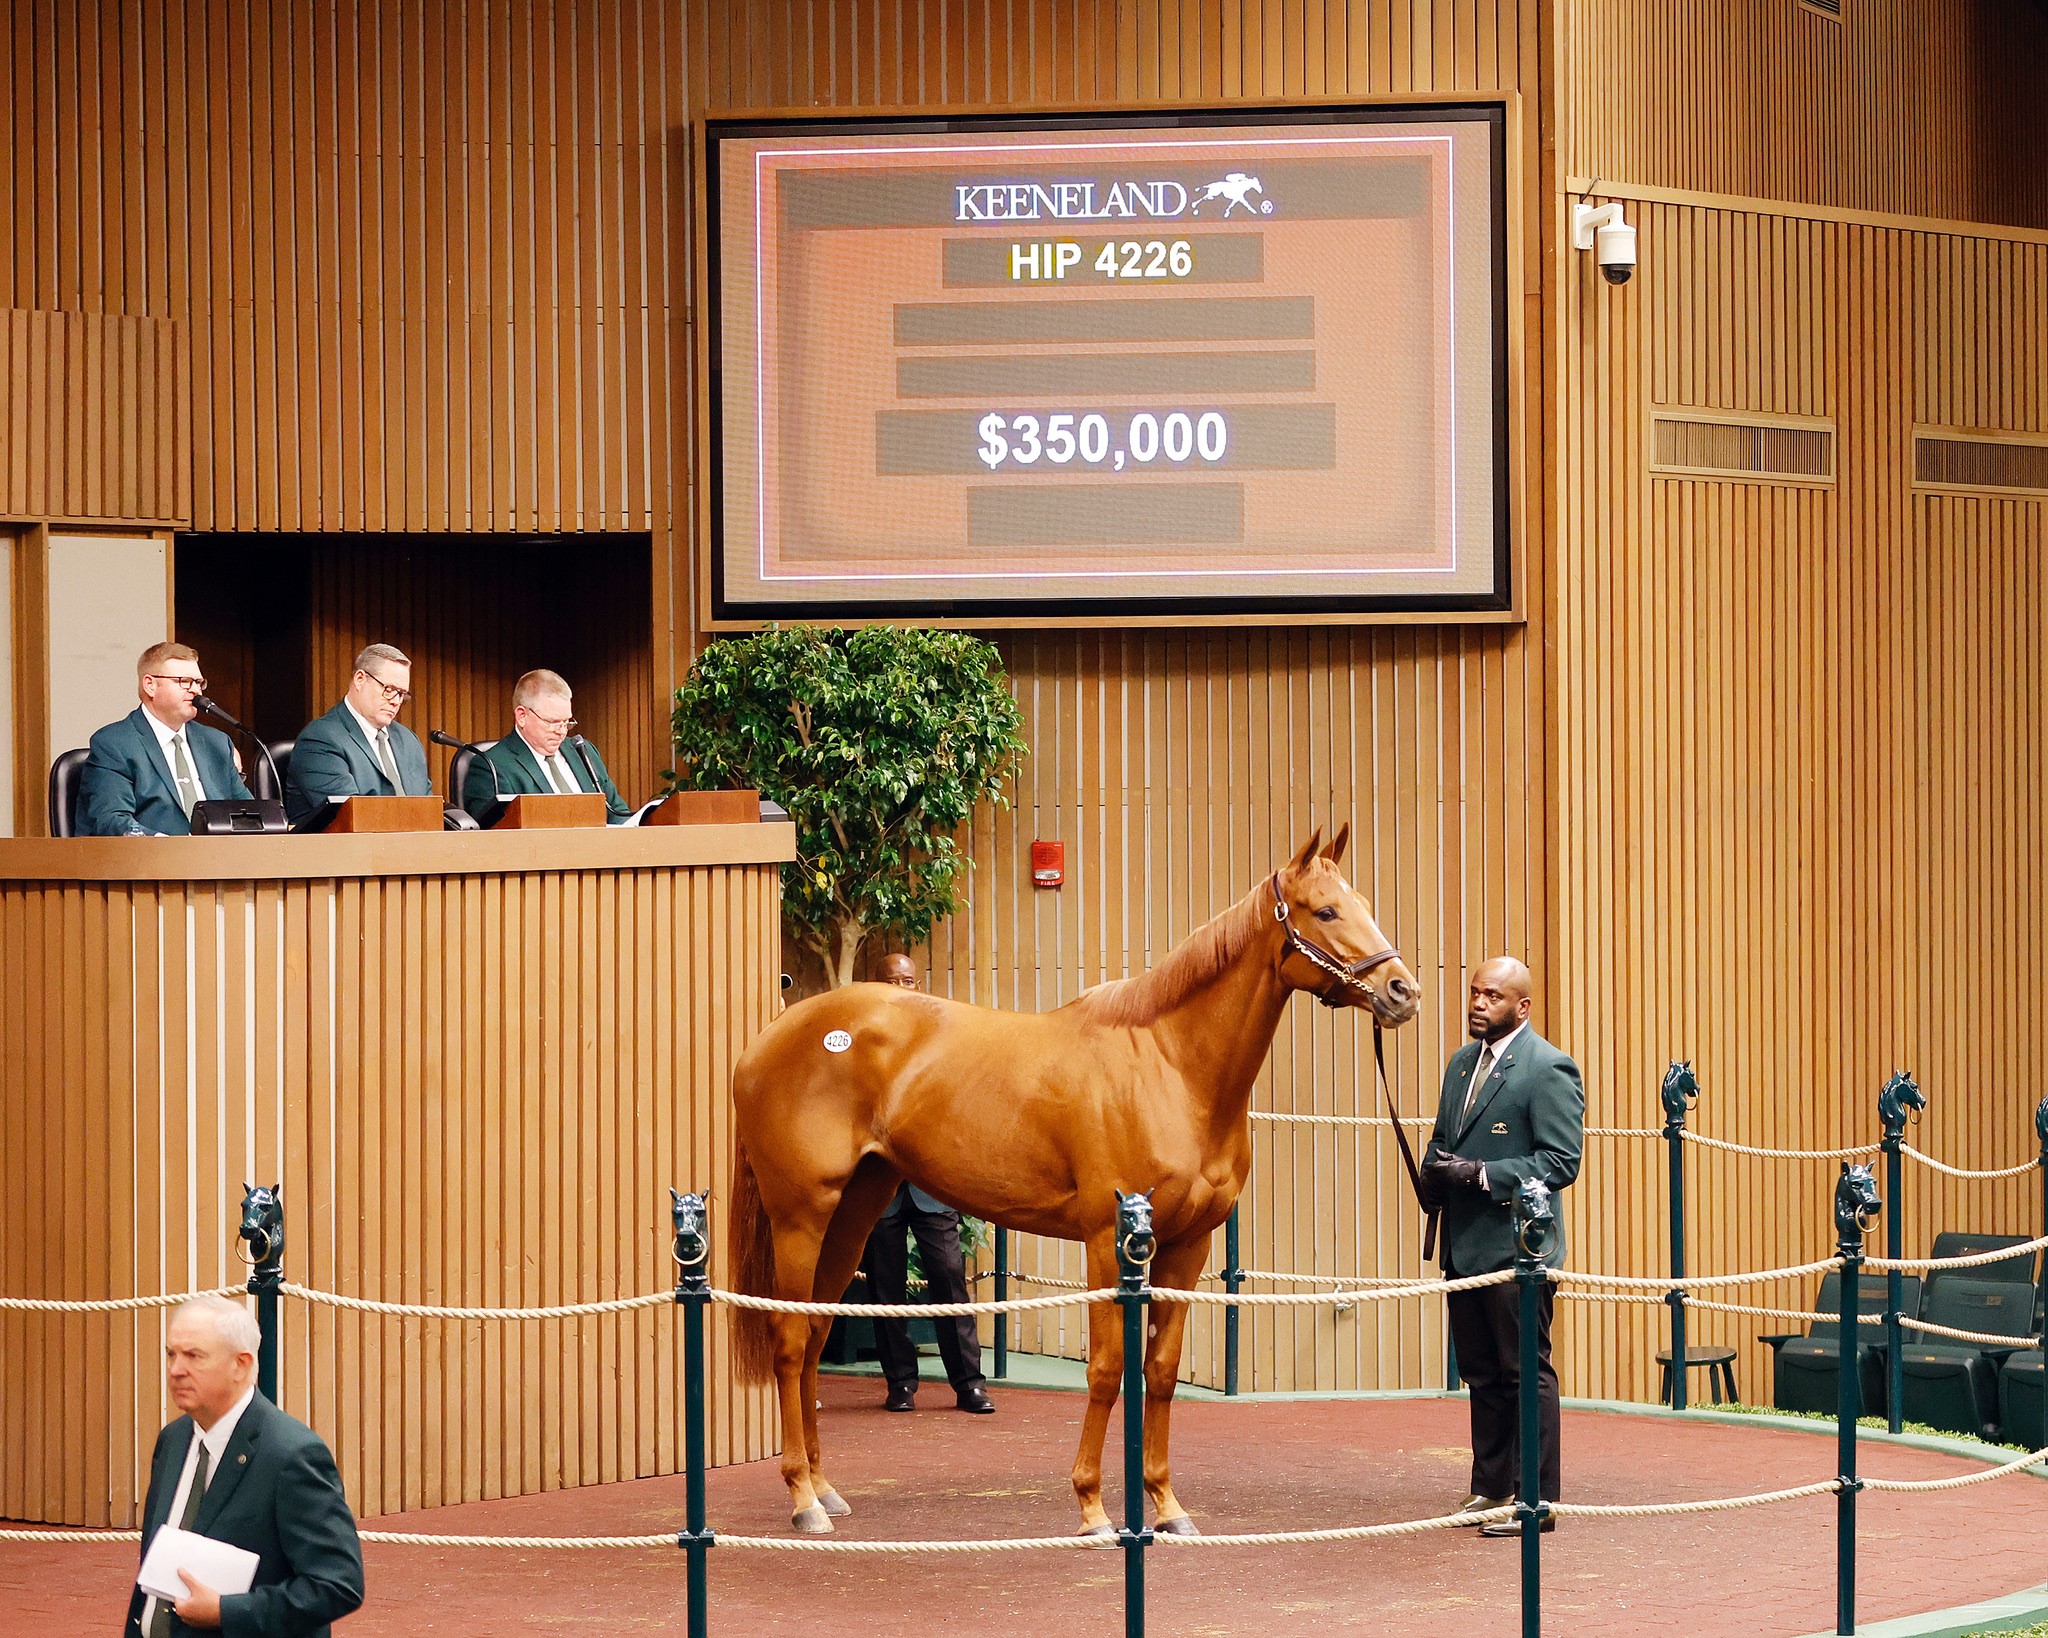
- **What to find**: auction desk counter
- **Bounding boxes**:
[0,825,793,1526]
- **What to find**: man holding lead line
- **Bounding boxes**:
[1418,956,1585,1538]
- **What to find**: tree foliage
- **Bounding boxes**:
[669,625,1028,987]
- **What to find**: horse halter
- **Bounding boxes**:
[1268,873,1403,1011]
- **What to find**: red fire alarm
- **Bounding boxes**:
[1031,840,1065,889]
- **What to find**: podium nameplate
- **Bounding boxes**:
[326,796,446,834]
[643,790,761,826]
[488,793,607,830]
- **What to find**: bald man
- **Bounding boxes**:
[1421,957,1585,1537]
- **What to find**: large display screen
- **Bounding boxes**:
[706,106,1510,622]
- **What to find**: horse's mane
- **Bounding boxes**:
[1068,882,1268,1028]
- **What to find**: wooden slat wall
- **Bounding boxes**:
[0,309,187,524]
[1561,0,2048,230]
[0,858,780,1526]
[1552,196,2047,1405]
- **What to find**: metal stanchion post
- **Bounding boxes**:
[1833,1164,1879,1638]
[1222,1204,1242,1397]
[1511,1181,1557,1638]
[1661,1063,1699,1410]
[671,1190,715,1638]
[994,1225,1009,1381]
[1114,1190,1156,1638]
[237,1184,285,1405]
[1878,1072,1923,1435]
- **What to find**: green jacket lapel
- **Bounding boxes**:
[330,703,394,793]
[125,709,181,809]
[497,733,553,794]
[1452,1040,1520,1145]
[192,1397,266,1531]
[145,1419,198,1540]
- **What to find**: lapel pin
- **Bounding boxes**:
[1491,1121,1509,1135]
[238,1453,248,1465]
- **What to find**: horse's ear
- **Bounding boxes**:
[1288,828,1323,872]
[1320,822,1351,865]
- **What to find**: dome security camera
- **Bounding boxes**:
[1572,200,1636,287]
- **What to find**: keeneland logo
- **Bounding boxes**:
[953,173,1274,223]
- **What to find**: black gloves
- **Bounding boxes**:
[1421,1152,1486,1199]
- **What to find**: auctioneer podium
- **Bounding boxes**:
[0,820,792,1526]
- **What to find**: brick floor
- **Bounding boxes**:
[5,1381,2044,1636]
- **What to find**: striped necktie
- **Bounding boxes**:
[374,728,402,791]
[1461,1043,1495,1126]
[169,734,203,818]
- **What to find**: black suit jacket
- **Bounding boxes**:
[1426,1028,1585,1275]
[125,1393,363,1638]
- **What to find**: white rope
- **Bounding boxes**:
[1552,1258,1843,1293]
[1152,1506,1518,1545]
[1900,1146,2040,1180]
[1247,1111,1431,1128]
[1154,1270,1516,1307]
[1685,1297,1885,1325]
[279,1282,673,1321]
[1586,1127,1661,1139]
[0,1285,242,1314]
[718,1532,1106,1552]
[358,1529,677,1548]
[1868,1234,2048,1272]
[1002,1272,1092,1291]
[1897,1318,2042,1348]
[711,1287,1121,1318]
[1234,1270,1428,1289]
[1863,1446,2048,1492]
[0,1527,143,1542]
[1549,1480,1842,1518]
[1680,1132,1880,1160]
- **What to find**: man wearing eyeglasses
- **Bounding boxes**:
[76,642,253,836]
[284,643,434,826]
[460,669,631,825]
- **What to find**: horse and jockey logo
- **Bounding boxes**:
[1191,172,1270,217]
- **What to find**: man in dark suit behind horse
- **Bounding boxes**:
[77,642,252,836]
[1420,956,1584,1537]
[126,1294,362,1637]
[858,952,996,1415]
[284,643,434,826]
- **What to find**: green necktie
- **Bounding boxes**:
[169,734,202,818]
[374,727,403,791]
[146,1443,211,1637]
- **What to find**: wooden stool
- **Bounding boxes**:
[1657,1345,1739,1406]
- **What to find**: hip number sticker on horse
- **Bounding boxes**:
[823,1029,853,1053]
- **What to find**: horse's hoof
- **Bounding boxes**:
[1077,1523,1115,1541]
[792,1505,835,1535]
[1155,1514,1200,1537]
[816,1489,852,1518]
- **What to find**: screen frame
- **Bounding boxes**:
[699,98,1522,630]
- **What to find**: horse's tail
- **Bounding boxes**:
[728,1138,779,1383]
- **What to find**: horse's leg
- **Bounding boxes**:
[768,1222,837,1533]
[1070,1237,1122,1536]
[1141,1238,1209,1535]
[800,1161,899,1520]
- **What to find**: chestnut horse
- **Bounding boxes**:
[727,826,1420,1534]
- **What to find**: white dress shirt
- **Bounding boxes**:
[341,699,398,784]
[517,729,583,796]
[139,1383,257,1632]
[143,709,211,797]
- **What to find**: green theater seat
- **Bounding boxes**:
[1760,1273,1914,1417]
[2000,1352,2046,1453]
[1899,1278,2038,1441]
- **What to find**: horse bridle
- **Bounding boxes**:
[1268,873,1403,1011]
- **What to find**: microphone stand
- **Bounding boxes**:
[195,695,285,804]
[428,728,503,821]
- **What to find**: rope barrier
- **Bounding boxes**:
[1549,1480,1844,1518]
[718,1533,1108,1553]
[1150,1506,1518,1546]
[0,1285,242,1314]
[358,1529,678,1549]
[0,1527,143,1543]
[710,1287,1122,1318]
[278,1283,673,1321]
[1679,1132,1880,1160]
[1585,1127,1661,1139]
[1552,1290,1884,1323]
[1899,1146,2041,1180]
[1154,1270,1517,1307]
[1551,1258,1844,1292]
[1247,1111,1431,1128]
[1896,1318,2043,1349]
[1862,1446,2048,1491]
[1868,1233,2048,1272]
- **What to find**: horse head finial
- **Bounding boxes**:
[1878,1071,1925,1141]
[2036,1095,2048,1149]
[1660,1061,1700,1127]
[1115,1189,1156,1272]
[1513,1179,1558,1263]
[670,1188,711,1273]
[1834,1163,1882,1241]
[237,1182,283,1269]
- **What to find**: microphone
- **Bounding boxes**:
[428,729,503,812]
[566,733,603,794]
[196,695,284,802]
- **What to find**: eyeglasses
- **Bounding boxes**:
[357,671,412,704]
[145,674,208,691]
[521,709,577,732]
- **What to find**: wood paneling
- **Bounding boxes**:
[0,831,787,1526]
[1561,0,2048,230]
[0,309,187,524]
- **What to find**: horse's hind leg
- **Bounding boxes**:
[1141,1238,1208,1534]
[798,1158,901,1522]
[768,1224,836,1533]
[1070,1237,1121,1535]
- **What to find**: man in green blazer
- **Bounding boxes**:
[125,1295,362,1637]
[461,668,631,825]
[1421,956,1585,1536]
[78,642,252,836]
[284,643,434,826]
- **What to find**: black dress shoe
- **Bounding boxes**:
[884,1382,917,1412]
[955,1386,995,1414]
[1479,1514,1556,1537]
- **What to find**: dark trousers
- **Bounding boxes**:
[1445,1271,1560,1500]
[861,1205,985,1395]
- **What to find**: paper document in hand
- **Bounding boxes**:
[137,1525,260,1602]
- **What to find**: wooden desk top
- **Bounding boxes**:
[0,821,797,882]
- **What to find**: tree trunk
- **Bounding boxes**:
[827,916,866,988]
